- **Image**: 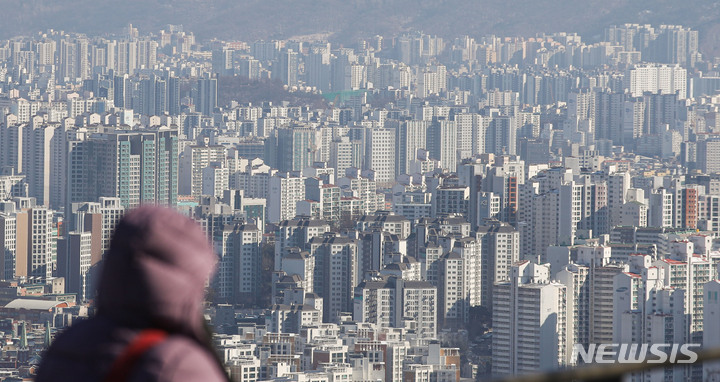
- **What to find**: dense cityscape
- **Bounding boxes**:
[0,20,719,381]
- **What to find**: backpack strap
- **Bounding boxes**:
[104,329,168,382]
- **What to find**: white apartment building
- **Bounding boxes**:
[399,280,437,338]
[280,248,314,294]
[704,281,720,381]
[363,128,395,186]
[648,188,674,228]
[309,236,360,322]
[215,224,236,302]
[274,217,330,270]
[625,64,687,99]
[179,140,226,197]
[356,213,412,240]
[234,223,262,305]
[438,252,470,329]
[337,172,383,214]
[227,357,261,382]
[267,173,306,224]
[201,162,229,198]
[427,119,457,172]
[394,120,428,177]
[0,212,17,280]
[476,221,520,309]
[492,261,569,377]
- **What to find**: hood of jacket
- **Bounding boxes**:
[96,206,216,343]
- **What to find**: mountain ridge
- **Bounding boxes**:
[1,0,718,55]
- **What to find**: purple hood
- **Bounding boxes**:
[36,206,227,382]
[96,205,216,343]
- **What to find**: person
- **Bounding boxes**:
[37,206,229,382]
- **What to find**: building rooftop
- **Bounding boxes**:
[5,299,68,310]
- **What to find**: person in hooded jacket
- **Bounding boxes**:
[36,206,229,382]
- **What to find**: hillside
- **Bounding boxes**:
[217,77,326,108]
[1,0,719,55]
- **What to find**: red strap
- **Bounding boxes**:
[104,329,168,382]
